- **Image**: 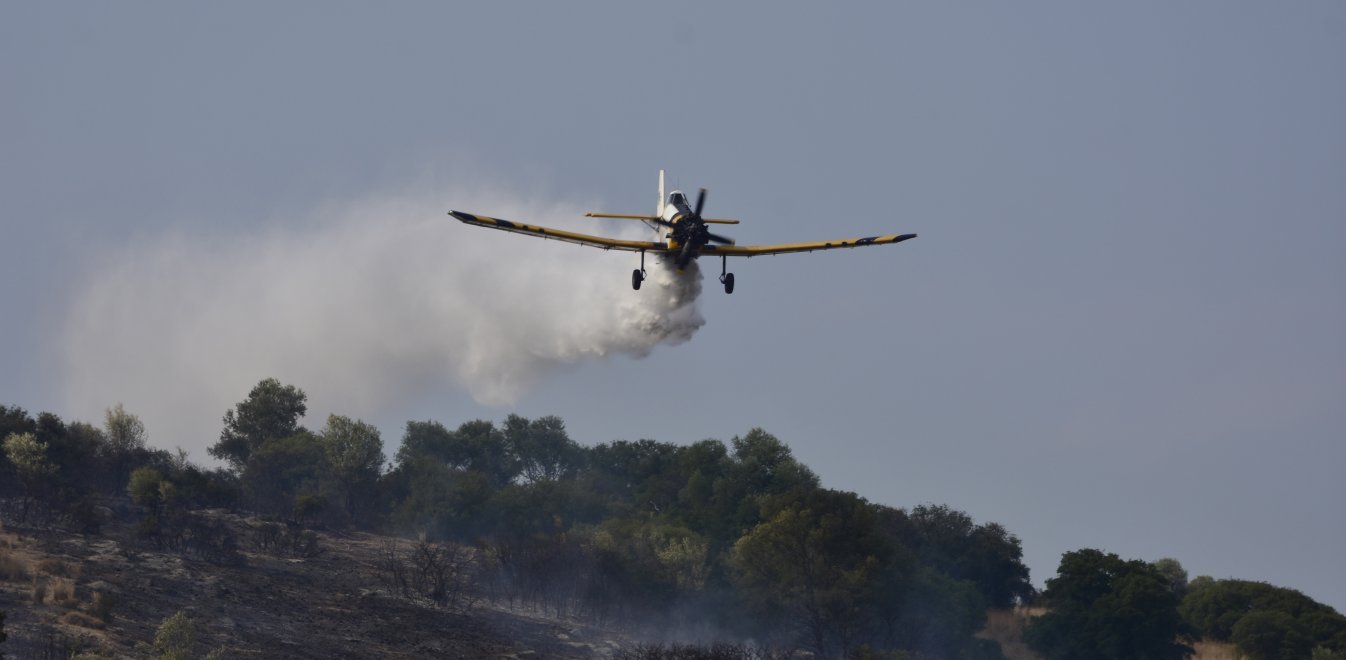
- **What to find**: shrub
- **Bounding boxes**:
[90,591,117,624]
[50,578,77,607]
[61,610,105,630]
[36,558,78,578]
[0,550,29,582]
[153,611,197,660]
[31,577,48,603]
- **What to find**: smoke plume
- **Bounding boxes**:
[60,186,704,452]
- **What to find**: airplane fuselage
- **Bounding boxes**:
[660,190,711,257]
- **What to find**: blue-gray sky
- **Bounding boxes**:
[3,3,1343,610]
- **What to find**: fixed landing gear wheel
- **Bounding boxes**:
[723,272,735,294]
[632,269,644,290]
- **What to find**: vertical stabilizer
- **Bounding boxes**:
[657,169,666,219]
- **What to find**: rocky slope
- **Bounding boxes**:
[0,506,624,658]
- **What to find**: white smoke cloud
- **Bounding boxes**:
[60,185,704,453]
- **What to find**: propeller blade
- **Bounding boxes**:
[707,231,736,245]
[693,188,706,219]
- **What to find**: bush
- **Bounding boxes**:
[90,591,117,624]
[0,550,29,582]
[153,611,197,660]
[61,610,104,630]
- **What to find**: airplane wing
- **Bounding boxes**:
[699,233,917,257]
[450,211,670,252]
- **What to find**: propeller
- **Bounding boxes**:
[693,188,735,245]
[672,187,737,269]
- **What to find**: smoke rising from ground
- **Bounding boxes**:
[60,187,704,453]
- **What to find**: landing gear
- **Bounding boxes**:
[718,255,735,294]
[632,250,647,290]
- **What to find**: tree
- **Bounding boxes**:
[128,467,171,514]
[1151,558,1189,598]
[1180,578,1346,654]
[732,489,902,657]
[210,378,307,469]
[319,414,385,521]
[153,610,197,660]
[907,504,1034,608]
[103,403,147,454]
[239,431,327,519]
[1025,549,1193,660]
[1231,610,1313,660]
[0,405,36,498]
[505,415,581,484]
[3,432,56,520]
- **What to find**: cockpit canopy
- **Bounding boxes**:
[668,191,686,206]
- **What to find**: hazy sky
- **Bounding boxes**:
[3,3,1343,610]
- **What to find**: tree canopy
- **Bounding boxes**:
[1025,549,1194,660]
[209,378,307,469]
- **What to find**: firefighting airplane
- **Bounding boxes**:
[449,171,916,294]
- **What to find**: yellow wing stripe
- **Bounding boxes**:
[701,233,917,257]
[450,211,669,253]
[584,213,660,220]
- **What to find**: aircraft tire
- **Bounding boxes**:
[723,272,735,294]
[632,269,643,290]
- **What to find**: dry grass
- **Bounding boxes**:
[1192,640,1239,659]
[37,557,81,578]
[62,609,107,630]
[977,607,1046,660]
[32,575,49,603]
[0,547,32,581]
[90,590,118,623]
[51,576,79,607]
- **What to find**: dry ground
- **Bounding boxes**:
[0,511,624,658]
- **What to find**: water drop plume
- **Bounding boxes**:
[60,185,705,451]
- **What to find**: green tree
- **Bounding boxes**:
[128,467,171,513]
[1181,578,1346,654]
[1151,558,1189,598]
[319,414,385,521]
[0,405,36,497]
[907,504,1034,608]
[1025,549,1193,660]
[732,489,900,657]
[3,431,56,520]
[153,610,197,660]
[1231,610,1313,660]
[505,415,581,484]
[240,431,328,519]
[210,378,307,469]
[103,403,147,454]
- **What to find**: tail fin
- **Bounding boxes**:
[657,169,665,219]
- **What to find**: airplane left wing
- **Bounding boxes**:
[700,233,917,257]
[450,211,669,252]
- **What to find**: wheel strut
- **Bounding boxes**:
[632,251,647,290]
[718,255,735,294]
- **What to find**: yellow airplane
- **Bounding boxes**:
[449,170,916,294]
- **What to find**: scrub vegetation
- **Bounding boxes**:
[1,379,1343,659]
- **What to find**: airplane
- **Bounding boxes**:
[449,170,916,294]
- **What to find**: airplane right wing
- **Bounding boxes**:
[450,211,670,253]
[700,233,917,257]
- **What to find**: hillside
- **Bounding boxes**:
[0,508,623,658]
[5,389,1344,659]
